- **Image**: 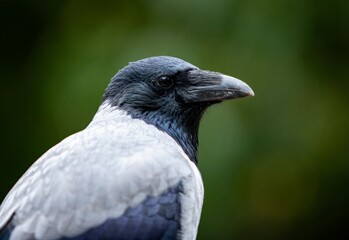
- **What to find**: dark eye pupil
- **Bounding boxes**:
[158,76,173,88]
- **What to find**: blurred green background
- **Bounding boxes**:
[1,0,348,239]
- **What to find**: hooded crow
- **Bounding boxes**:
[0,56,254,240]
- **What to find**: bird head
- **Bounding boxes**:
[103,56,254,164]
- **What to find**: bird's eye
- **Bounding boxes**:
[156,76,173,89]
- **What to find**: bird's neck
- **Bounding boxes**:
[130,108,205,165]
[150,112,201,165]
[93,102,206,165]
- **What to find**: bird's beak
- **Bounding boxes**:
[181,69,254,103]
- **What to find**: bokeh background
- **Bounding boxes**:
[1,0,348,239]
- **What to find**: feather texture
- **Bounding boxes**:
[0,103,203,240]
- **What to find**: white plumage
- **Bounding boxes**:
[0,103,203,240]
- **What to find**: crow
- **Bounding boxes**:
[0,56,254,240]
